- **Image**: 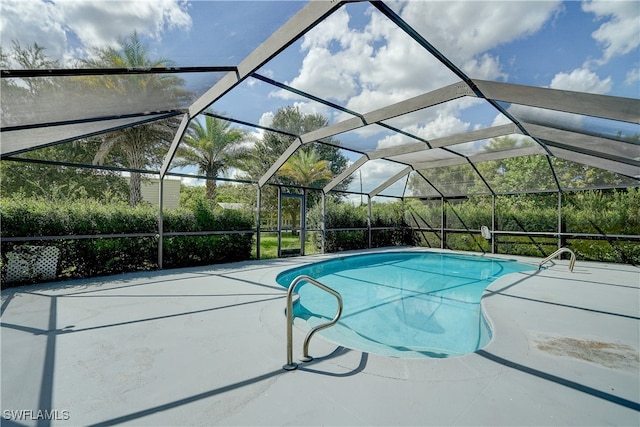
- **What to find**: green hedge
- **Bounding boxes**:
[2,188,638,287]
[405,189,640,263]
[308,200,413,252]
[1,197,254,287]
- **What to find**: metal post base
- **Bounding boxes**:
[283,363,298,371]
[300,356,313,363]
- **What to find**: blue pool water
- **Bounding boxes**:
[276,251,535,358]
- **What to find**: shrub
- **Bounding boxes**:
[1,197,254,287]
[308,200,412,252]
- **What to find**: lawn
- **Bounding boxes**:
[255,231,320,259]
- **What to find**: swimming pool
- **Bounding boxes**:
[276,251,535,358]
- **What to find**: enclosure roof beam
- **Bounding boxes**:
[1,111,182,158]
[324,155,369,193]
[548,146,640,179]
[427,123,521,149]
[473,79,640,124]
[363,82,474,123]
[188,1,344,118]
[163,1,344,180]
[369,166,412,198]
[522,122,640,159]
[370,123,520,162]
[368,142,429,161]
[371,0,555,160]
[541,139,640,170]
[258,138,303,187]
[160,113,191,178]
[412,146,546,170]
[1,66,237,79]
[299,81,472,146]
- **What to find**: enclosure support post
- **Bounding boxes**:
[256,186,261,260]
[491,195,496,254]
[401,197,406,245]
[301,190,307,256]
[557,191,563,251]
[441,197,446,250]
[367,195,372,249]
[158,177,164,269]
[277,186,282,258]
[321,192,326,254]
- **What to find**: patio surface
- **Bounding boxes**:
[1,248,639,426]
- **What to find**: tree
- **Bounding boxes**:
[0,144,129,202]
[237,106,350,188]
[0,42,129,201]
[1,41,61,128]
[276,149,334,230]
[215,182,257,206]
[80,32,189,206]
[408,164,482,197]
[173,113,248,201]
[235,106,352,229]
[277,149,333,187]
[408,135,634,198]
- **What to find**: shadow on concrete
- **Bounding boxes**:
[477,350,640,411]
[1,288,286,427]
[87,369,286,427]
[1,295,285,336]
[298,347,369,377]
[86,347,367,426]
[483,272,639,320]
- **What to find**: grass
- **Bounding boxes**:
[254,232,320,259]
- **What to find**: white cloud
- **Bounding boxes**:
[507,105,584,130]
[491,113,512,127]
[258,112,274,128]
[375,133,422,150]
[413,113,470,141]
[582,0,640,64]
[462,53,507,81]
[1,0,67,62]
[350,159,407,192]
[251,111,274,140]
[398,0,562,74]
[550,67,612,94]
[0,0,191,64]
[625,68,640,86]
[379,97,474,141]
[300,6,352,51]
[274,1,562,153]
[278,5,460,112]
[292,101,331,120]
[281,47,359,102]
[182,177,204,187]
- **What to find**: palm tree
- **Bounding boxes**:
[82,32,188,206]
[174,113,248,200]
[277,149,333,187]
[277,149,333,230]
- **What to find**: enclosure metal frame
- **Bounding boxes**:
[1,0,639,268]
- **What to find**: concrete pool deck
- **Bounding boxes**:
[1,248,639,426]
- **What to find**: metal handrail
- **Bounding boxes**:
[538,247,576,272]
[283,275,343,371]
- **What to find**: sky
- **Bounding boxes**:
[2,0,639,193]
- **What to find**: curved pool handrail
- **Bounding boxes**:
[283,274,343,371]
[538,247,576,272]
